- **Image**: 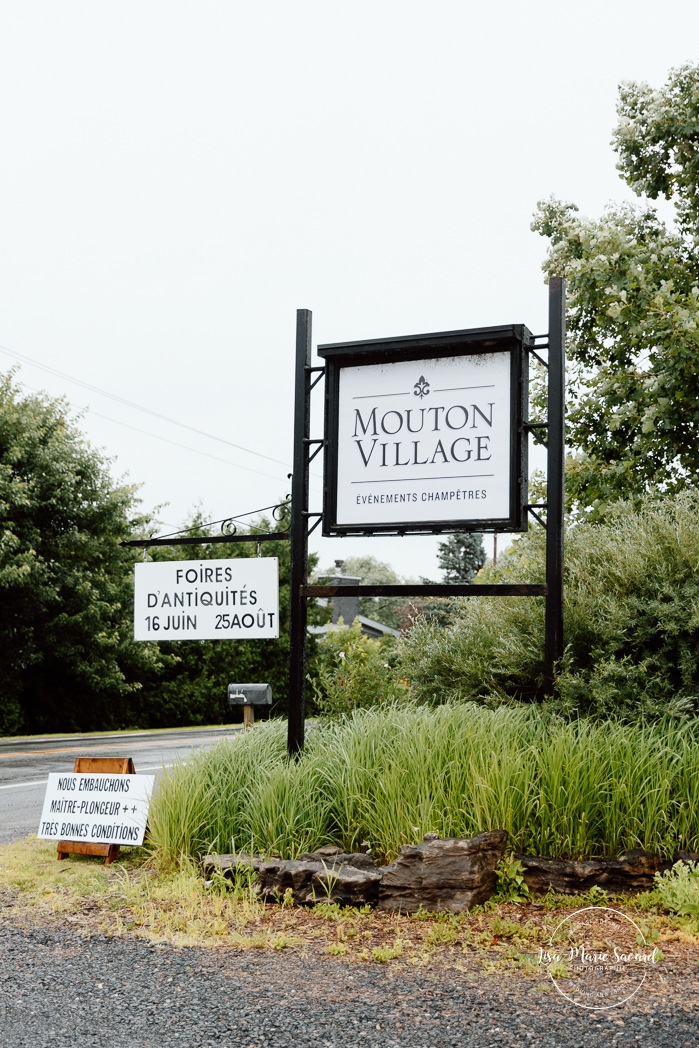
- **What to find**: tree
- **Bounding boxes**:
[613,62,699,241]
[437,533,486,583]
[0,373,160,735]
[532,61,699,516]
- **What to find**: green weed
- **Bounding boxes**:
[652,860,699,916]
[493,855,530,904]
[371,941,404,962]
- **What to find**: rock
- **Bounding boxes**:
[203,852,263,878]
[310,863,382,907]
[301,849,378,871]
[204,836,687,911]
[256,859,326,902]
[255,857,382,907]
[378,830,508,914]
[674,851,699,865]
[515,849,671,895]
[302,846,343,859]
[201,851,382,907]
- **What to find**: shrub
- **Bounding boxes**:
[310,619,407,716]
[396,492,699,722]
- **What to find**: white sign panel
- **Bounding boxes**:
[38,773,154,846]
[334,353,512,527]
[133,557,279,640]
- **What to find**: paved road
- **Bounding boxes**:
[0,725,241,844]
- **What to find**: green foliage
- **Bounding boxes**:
[147,704,699,867]
[492,855,530,905]
[0,370,324,735]
[398,492,699,722]
[557,493,699,720]
[437,532,486,583]
[533,62,699,515]
[310,618,407,716]
[652,861,699,917]
[0,373,161,735]
[371,942,404,962]
[397,527,546,706]
[533,196,699,513]
[613,62,699,240]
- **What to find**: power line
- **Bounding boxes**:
[0,342,292,468]
[17,379,323,493]
[4,344,325,526]
[87,407,291,484]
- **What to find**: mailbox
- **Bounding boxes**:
[227,683,272,707]
[227,683,271,729]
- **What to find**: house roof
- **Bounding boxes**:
[308,615,399,639]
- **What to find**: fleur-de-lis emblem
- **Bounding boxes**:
[414,375,430,399]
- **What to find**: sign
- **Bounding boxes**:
[319,325,530,535]
[38,772,154,846]
[133,557,279,640]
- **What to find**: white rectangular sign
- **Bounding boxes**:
[334,352,512,528]
[133,557,279,640]
[37,772,154,846]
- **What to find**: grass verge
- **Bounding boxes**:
[1,836,697,979]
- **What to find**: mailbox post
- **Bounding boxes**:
[227,683,272,729]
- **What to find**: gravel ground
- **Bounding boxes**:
[0,924,697,1047]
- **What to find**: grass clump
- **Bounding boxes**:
[146,703,699,867]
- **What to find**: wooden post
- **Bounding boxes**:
[56,756,136,865]
[243,705,255,729]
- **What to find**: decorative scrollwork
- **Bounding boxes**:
[272,502,288,524]
[220,518,238,536]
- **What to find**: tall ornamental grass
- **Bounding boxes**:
[147,704,699,867]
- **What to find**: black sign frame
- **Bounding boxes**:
[121,282,566,759]
[318,324,532,537]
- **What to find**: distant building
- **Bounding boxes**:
[310,559,399,640]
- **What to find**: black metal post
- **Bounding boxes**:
[287,309,313,756]
[544,277,565,693]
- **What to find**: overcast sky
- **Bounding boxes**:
[0,2,696,579]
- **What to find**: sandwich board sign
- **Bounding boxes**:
[38,768,154,849]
